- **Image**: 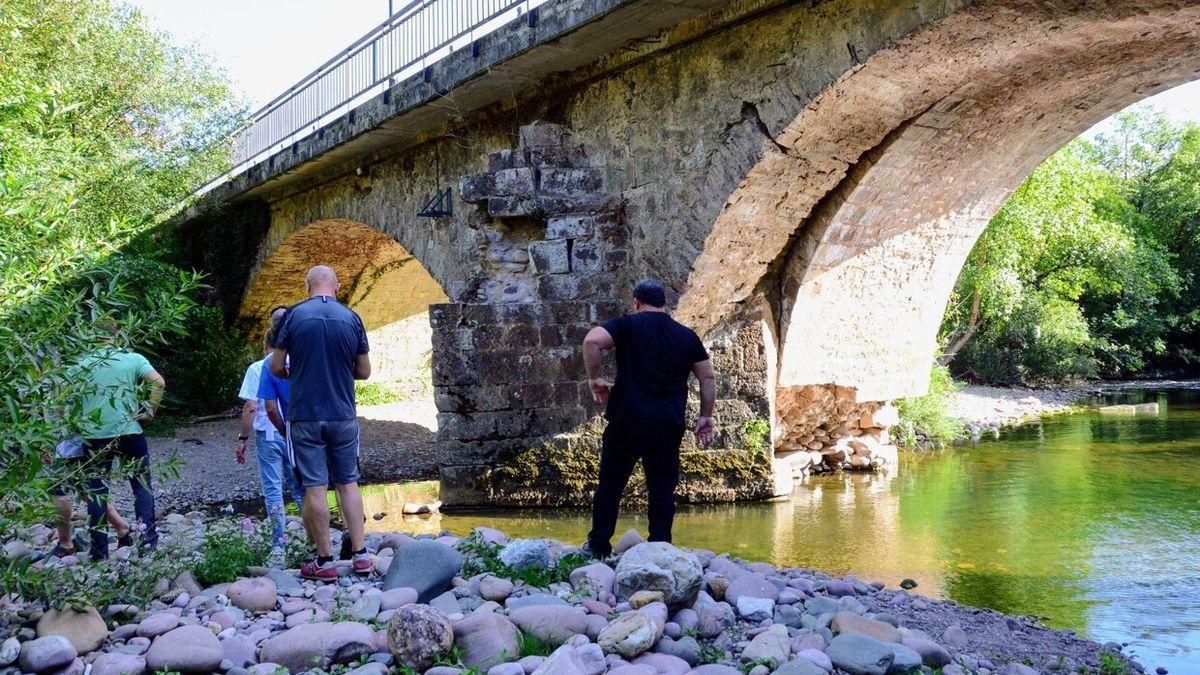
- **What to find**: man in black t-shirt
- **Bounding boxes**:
[581,279,717,558]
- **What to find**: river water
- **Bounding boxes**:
[362,388,1200,672]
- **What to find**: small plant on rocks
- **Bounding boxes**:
[1099,652,1130,675]
[739,418,771,458]
[457,531,591,588]
[518,630,555,658]
[194,517,272,585]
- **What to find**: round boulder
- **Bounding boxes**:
[36,606,108,654]
[17,636,76,673]
[260,622,376,672]
[388,605,453,670]
[598,612,660,659]
[227,577,278,613]
[614,542,703,606]
[144,625,223,673]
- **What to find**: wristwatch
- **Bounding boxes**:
[238,435,249,441]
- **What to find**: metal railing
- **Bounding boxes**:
[228,0,546,173]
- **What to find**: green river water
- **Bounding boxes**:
[362,388,1200,672]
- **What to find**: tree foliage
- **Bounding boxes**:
[941,106,1200,384]
[1,0,243,540]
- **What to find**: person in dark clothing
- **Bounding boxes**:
[269,265,373,581]
[582,279,716,558]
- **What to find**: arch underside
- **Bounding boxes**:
[240,218,448,380]
[678,0,1200,402]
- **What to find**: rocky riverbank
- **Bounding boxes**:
[1,516,1141,675]
[947,385,1096,439]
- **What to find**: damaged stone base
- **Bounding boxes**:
[439,437,782,508]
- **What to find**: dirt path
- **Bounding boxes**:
[110,399,438,513]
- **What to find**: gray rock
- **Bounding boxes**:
[453,612,521,671]
[265,569,303,591]
[737,596,776,622]
[692,666,742,675]
[653,635,701,666]
[900,637,951,668]
[135,612,180,638]
[387,605,453,671]
[510,606,589,647]
[430,591,462,617]
[499,540,551,570]
[570,563,617,594]
[598,611,660,659]
[775,603,803,629]
[741,625,789,666]
[630,651,690,674]
[614,529,645,555]
[381,540,462,603]
[221,635,258,668]
[17,636,76,673]
[941,624,968,650]
[773,658,827,675]
[0,637,19,667]
[380,586,418,611]
[804,597,841,616]
[259,622,376,671]
[726,574,781,606]
[826,634,894,675]
[614,542,703,606]
[506,592,569,611]
[145,625,224,673]
[479,575,515,602]
[795,647,832,672]
[90,652,147,675]
[693,592,735,639]
[887,643,923,673]
[489,663,526,675]
[998,664,1040,675]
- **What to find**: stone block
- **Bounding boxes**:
[438,412,498,441]
[507,383,555,409]
[493,168,536,196]
[529,240,570,275]
[539,275,582,301]
[505,324,540,346]
[432,354,479,387]
[570,242,604,274]
[590,302,625,323]
[549,301,589,323]
[488,195,537,218]
[539,325,563,347]
[604,249,629,270]
[461,304,498,326]
[539,167,603,194]
[529,144,588,169]
[429,303,463,327]
[496,303,545,324]
[519,122,569,151]
[458,172,494,203]
[546,215,597,240]
[488,149,515,172]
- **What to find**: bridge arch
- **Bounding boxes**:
[239,218,448,383]
[679,0,1200,403]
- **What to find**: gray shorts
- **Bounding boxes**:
[286,419,361,488]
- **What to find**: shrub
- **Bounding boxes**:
[193,518,273,586]
[894,364,965,449]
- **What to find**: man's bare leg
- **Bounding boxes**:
[334,482,366,552]
[54,496,74,548]
[303,485,332,557]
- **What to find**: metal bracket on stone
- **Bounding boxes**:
[418,186,453,218]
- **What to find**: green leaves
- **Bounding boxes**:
[943,105,1200,384]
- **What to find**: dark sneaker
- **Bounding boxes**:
[352,553,374,576]
[117,533,133,549]
[299,559,339,582]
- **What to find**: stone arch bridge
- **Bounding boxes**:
[179,0,1200,506]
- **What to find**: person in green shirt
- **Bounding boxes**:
[72,327,166,561]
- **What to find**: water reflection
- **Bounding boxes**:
[363,390,1200,670]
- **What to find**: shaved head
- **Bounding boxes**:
[305,265,340,297]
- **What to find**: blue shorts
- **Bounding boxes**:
[286,419,361,488]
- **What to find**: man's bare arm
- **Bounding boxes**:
[691,359,716,445]
[354,353,372,381]
[265,399,286,437]
[268,348,288,378]
[236,400,255,463]
[139,370,165,420]
[582,326,615,404]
